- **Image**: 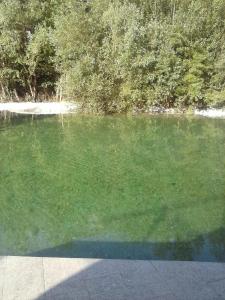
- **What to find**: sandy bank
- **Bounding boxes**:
[0,102,78,115]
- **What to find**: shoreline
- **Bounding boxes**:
[141,107,225,118]
[0,102,78,115]
[0,102,225,118]
[194,108,225,118]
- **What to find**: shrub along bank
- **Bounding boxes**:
[1,0,225,113]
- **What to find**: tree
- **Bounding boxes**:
[1,0,225,110]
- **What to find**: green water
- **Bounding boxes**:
[0,114,225,261]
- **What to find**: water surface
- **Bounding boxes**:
[0,113,225,261]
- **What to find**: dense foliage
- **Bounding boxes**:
[1,0,225,112]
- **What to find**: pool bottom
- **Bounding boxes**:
[0,114,225,262]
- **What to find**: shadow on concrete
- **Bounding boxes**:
[34,255,225,300]
[35,259,160,300]
[29,228,225,262]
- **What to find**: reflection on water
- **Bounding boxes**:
[0,114,225,261]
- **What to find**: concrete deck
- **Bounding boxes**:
[0,256,225,300]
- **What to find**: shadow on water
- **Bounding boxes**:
[29,228,225,262]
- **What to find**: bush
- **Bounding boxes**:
[1,0,225,112]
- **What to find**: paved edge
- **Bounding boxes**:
[0,256,225,300]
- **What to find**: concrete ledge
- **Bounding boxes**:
[0,256,225,299]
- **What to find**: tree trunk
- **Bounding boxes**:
[14,89,20,101]
[59,86,62,102]
[0,82,6,100]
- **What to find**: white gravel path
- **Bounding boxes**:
[0,102,78,115]
[195,108,225,118]
[1,102,225,118]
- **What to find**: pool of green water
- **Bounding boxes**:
[0,113,224,261]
